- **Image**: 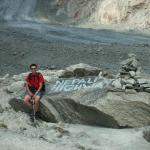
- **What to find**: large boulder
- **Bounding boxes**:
[9,87,150,128]
[9,96,119,128]
[68,87,150,128]
[39,96,119,128]
[7,81,25,94]
[97,101,150,128]
[9,98,29,114]
[59,63,101,78]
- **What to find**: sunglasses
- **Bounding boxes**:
[31,67,37,70]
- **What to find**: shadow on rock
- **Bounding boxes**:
[8,95,150,129]
[40,96,119,128]
[143,130,150,143]
[9,98,29,114]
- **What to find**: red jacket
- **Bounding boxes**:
[26,72,44,90]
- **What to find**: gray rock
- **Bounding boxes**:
[143,130,150,143]
[9,96,119,128]
[137,79,148,84]
[0,105,4,113]
[120,54,141,75]
[120,58,133,66]
[112,79,122,89]
[125,89,137,94]
[60,63,101,78]
[0,74,9,81]
[98,101,150,128]
[9,98,30,114]
[0,123,7,129]
[131,58,138,68]
[107,86,125,92]
[125,84,134,89]
[141,84,150,88]
[128,53,136,58]
[122,78,135,85]
[59,70,74,78]
[12,52,17,56]
[39,96,119,128]
[7,81,25,93]
[50,65,56,70]
[144,88,150,93]
[135,67,142,75]
[129,71,136,77]
[134,75,141,79]
[101,70,114,79]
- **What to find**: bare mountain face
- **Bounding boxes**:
[0,0,150,30]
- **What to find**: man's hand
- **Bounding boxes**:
[33,95,36,99]
[29,92,34,97]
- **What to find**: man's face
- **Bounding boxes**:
[30,66,37,74]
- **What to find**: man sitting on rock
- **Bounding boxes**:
[24,64,45,116]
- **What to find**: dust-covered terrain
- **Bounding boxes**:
[0,21,150,76]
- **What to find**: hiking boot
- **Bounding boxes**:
[35,111,41,119]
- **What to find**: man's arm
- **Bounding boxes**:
[26,81,34,96]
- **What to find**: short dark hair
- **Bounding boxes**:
[30,64,37,69]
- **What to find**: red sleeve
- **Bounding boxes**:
[39,74,44,83]
[25,74,30,82]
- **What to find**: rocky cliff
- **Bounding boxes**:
[0,0,150,30]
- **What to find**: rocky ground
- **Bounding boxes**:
[0,56,150,149]
[0,22,150,77]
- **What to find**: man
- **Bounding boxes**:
[24,64,45,115]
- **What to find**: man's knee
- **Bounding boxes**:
[34,96,41,103]
[24,95,31,103]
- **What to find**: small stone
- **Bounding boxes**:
[141,84,150,88]
[124,75,131,80]
[112,79,122,89]
[144,88,150,93]
[0,123,7,129]
[125,89,137,94]
[131,59,138,68]
[136,67,142,76]
[129,71,136,77]
[96,47,103,52]
[125,84,134,89]
[122,78,135,85]
[128,53,136,58]
[142,44,149,47]
[108,86,124,92]
[12,52,17,55]
[0,105,3,113]
[134,75,141,79]
[50,65,56,70]
[122,85,126,90]
[143,130,150,143]
[20,127,27,131]
[137,79,148,84]
[21,52,25,56]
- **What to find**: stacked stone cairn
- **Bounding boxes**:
[111,53,150,93]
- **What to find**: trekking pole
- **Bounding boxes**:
[32,98,36,123]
